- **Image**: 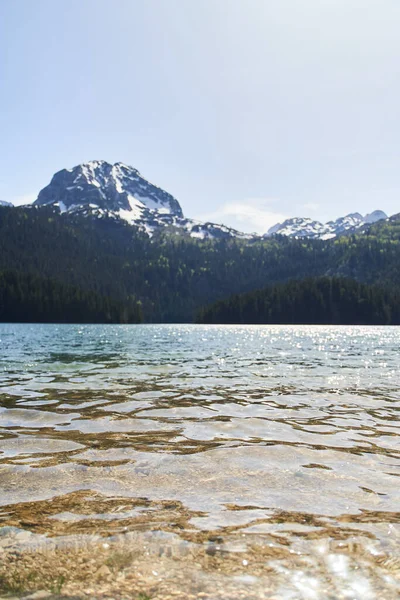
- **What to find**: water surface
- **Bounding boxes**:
[0,324,399,598]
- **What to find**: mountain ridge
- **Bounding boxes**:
[266,210,388,239]
[7,159,389,240]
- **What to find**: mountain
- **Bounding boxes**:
[34,160,251,240]
[266,211,387,239]
[32,160,389,241]
[364,210,388,223]
[266,217,331,239]
[35,160,183,217]
[1,161,399,322]
[0,200,13,207]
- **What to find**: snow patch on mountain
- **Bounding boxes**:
[0,200,13,207]
[266,211,387,239]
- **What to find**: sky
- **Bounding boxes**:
[1,0,400,233]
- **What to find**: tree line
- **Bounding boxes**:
[0,270,142,323]
[196,277,400,325]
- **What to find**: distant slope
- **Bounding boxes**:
[266,210,388,239]
[196,277,400,325]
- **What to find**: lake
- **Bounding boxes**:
[0,324,399,599]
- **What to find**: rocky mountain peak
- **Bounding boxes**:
[364,210,388,224]
[34,160,184,218]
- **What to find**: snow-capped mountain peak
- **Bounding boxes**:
[35,160,183,219]
[266,211,387,239]
[0,200,13,207]
[32,160,253,240]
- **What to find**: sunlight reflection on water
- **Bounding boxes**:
[0,324,399,597]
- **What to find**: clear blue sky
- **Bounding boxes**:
[1,0,399,232]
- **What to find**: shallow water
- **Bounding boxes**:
[0,324,399,598]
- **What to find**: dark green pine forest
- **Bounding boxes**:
[0,271,143,324]
[196,277,400,325]
[1,205,400,323]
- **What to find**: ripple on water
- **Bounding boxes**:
[0,324,399,596]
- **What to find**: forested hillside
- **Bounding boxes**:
[1,205,400,322]
[196,277,400,325]
[0,271,143,323]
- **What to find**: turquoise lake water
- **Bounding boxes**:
[0,324,399,598]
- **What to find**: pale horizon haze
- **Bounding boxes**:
[1,0,400,233]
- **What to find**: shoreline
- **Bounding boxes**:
[1,526,400,600]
